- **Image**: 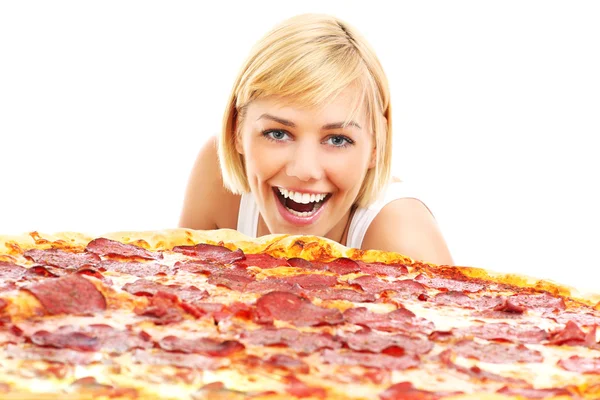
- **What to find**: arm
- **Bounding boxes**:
[361,198,454,265]
[178,137,237,230]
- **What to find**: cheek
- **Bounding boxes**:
[244,143,284,181]
[323,151,371,190]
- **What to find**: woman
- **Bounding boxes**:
[179,14,453,265]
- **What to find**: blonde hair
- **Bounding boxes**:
[218,13,392,207]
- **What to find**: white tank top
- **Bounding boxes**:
[236,181,432,249]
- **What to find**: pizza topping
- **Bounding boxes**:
[172,243,245,264]
[507,292,566,312]
[304,287,376,302]
[131,348,227,369]
[433,291,503,310]
[158,336,244,357]
[208,268,256,291]
[356,261,408,277]
[23,249,101,269]
[343,307,434,333]
[379,382,447,400]
[558,355,600,374]
[550,311,600,327]
[415,273,484,292]
[122,279,208,305]
[287,257,316,270]
[349,275,396,294]
[284,274,338,289]
[134,291,192,325]
[5,343,102,364]
[453,339,544,363]
[30,324,152,353]
[496,386,574,399]
[548,320,593,346]
[254,291,344,327]
[86,238,162,260]
[439,349,527,384]
[341,328,433,354]
[284,375,326,399]
[492,297,527,314]
[241,327,340,353]
[24,275,106,315]
[234,253,291,269]
[0,261,27,279]
[321,258,361,275]
[97,260,172,277]
[322,349,420,370]
[460,322,548,344]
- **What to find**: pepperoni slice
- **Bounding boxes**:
[415,274,483,293]
[122,279,208,305]
[208,269,256,291]
[439,349,527,384]
[497,386,574,399]
[343,307,434,334]
[159,336,244,357]
[134,291,186,325]
[284,274,338,290]
[284,375,326,399]
[433,291,502,310]
[356,261,408,277]
[0,261,27,280]
[234,253,290,269]
[460,322,548,344]
[254,292,343,327]
[24,275,106,316]
[453,340,543,364]
[23,249,100,269]
[305,288,376,303]
[172,243,244,264]
[506,292,566,312]
[287,258,316,270]
[380,382,446,400]
[96,260,172,277]
[86,238,162,260]
[322,258,361,275]
[548,321,589,346]
[5,343,101,365]
[322,349,420,370]
[241,328,340,353]
[30,325,152,353]
[341,329,433,354]
[558,355,600,374]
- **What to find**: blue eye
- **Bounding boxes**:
[262,130,290,142]
[325,135,354,148]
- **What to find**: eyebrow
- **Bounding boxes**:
[257,113,361,130]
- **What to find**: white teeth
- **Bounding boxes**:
[277,187,327,204]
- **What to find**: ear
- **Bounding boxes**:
[234,133,244,155]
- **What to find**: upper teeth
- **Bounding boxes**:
[278,188,327,204]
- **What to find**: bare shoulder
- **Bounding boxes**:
[361,198,454,266]
[178,136,241,230]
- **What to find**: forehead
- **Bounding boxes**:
[244,86,367,127]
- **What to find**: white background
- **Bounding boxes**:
[1,1,599,291]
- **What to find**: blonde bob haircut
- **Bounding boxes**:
[218,13,392,208]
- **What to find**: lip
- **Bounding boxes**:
[274,186,330,195]
[272,188,328,226]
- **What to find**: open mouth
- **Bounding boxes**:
[273,187,331,218]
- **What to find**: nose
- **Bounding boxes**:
[285,142,324,181]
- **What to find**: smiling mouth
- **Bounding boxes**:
[273,187,331,217]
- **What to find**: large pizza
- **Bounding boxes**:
[0,229,599,399]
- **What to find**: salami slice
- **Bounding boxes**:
[380,382,447,400]
[131,349,227,369]
[23,249,100,269]
[558,355,600,374]
[86,238,162,260]
[241,327,340,353]
[24,275,106,315]
[254,291,343,327]
[453,340,543,364]
[172,243,245,264]
[234,253,290,269]
[159,336,244,356]
[0,261,27,279]
[322,349,420,370]
[343,307,434,334]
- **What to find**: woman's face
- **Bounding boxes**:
[236,87,375,239]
